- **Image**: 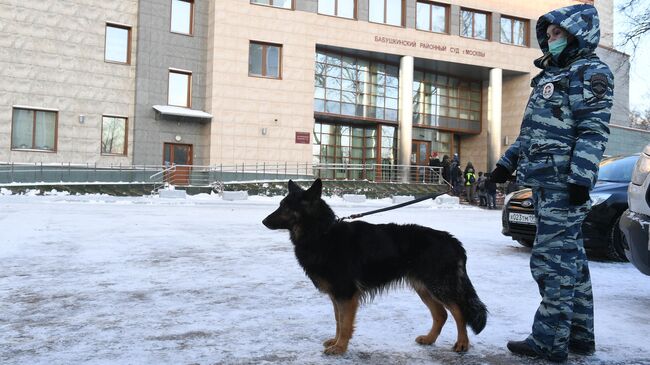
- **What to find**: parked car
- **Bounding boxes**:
[620,144,650,275]
[501,154,640,261]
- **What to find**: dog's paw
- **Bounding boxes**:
[415,335,436,345]
[324,344,347,355]
[323,338,337,347]
[452,340,469,352]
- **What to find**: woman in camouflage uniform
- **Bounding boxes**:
[490,3,613,362]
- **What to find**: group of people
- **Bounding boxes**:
[428,153,498,209]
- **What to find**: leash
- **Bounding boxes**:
[337,190,451,222]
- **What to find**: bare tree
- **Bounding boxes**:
[618,0,650,53]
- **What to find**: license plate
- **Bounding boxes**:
[509,212,536,225]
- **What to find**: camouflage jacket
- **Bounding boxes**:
[498,4,613,190]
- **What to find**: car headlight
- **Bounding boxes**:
[590,193,611,206]
[503,191,516,207]
[631,153,650,185]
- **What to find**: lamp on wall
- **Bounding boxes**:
[261,128,268,136]
[79,115,85,124]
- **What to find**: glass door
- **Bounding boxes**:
[163,143,193,185]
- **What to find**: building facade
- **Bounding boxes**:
[0,0,636,176]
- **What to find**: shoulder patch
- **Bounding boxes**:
[590,73,608,99]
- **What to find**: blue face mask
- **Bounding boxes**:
[548,37,567,57]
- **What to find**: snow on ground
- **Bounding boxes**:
[1,192,650,365]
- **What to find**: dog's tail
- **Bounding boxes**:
[460,273,488,334]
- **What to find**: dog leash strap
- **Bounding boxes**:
[338,191,449,221]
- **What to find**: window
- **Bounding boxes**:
[249,42,282,79]
[318,0,355,19]
[168,69,192,107]
[11,107,57,151]
[369,0,403,26]
[101,116,127,155]
[105,23,131,64]
[416,1,448,33]
[500,16,528,46]
[250,0,292,9]
[314,50,399,122]
[460,9,489,40]
[412,71,481,132]
[171,0,193,35]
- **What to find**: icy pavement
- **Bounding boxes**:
[1,193,649,365]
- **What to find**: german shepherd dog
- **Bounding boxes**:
[262,179,487,355]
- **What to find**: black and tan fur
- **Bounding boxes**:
[262,179,487,355]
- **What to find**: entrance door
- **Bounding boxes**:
[411,140,430,183]
[163,143,193,185]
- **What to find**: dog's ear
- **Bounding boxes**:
[288,179,302,194]
[304,178,322,200]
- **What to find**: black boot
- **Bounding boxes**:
[569,340,595,356]
[507,340,543,359]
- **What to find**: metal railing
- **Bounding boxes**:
[0,162,164,185]
[149,163,448,190]
[1,162,450,190]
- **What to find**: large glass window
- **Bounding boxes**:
[249,42,282,79]
[168,69,192,107]
[313,123,395,180]
[250,0,292,9]
[416,1,447,33]
[318,0,355,19]
[105,23,131,64]
[101,116,127,155]
[314,50,399,122]
[369,0,403,26]
[500,16,528,46]
[460,9,489,40]
[171,0,193,35]
[412,71,481,132]
[11,108,57,151]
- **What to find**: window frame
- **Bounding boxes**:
[10,106,58,152]
[415,1,449,34]
[459,8,491,41]
[499,15,529,47]
[248,41,283,79]
[368,0,405,28]
[104,22,132,65]
[317,0,357,20]
[249,0,294,10]
[101,115,129,156]
[167,68,193,108]
[170,0,194,36]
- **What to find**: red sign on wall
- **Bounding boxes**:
[295,132,310,144]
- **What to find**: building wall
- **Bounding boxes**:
[208,0,598,166]
[0,1,138,165]
[133,0,210,166]
[606,125,650,156]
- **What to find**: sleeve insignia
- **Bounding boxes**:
[590,73,608,99]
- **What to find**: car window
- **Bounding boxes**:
[597,155,639,182]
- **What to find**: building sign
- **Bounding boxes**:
[295,132,310,144]
[373,35,486,58]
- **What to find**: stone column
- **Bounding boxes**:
[398,55,414,182]
[487,68,503,172]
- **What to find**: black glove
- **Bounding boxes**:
[568,183,590,205]
[489,164,511,183]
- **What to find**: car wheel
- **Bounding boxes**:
[605,216,628,262]
[517,239,534,247]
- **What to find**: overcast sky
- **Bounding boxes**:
[614,0,650,111]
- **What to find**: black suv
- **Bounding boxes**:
[501,154,640,261]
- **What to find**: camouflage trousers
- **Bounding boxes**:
[525,187,595,362]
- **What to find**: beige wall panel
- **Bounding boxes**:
[0,1,137,165]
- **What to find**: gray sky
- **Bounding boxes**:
[614,0,650,111]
